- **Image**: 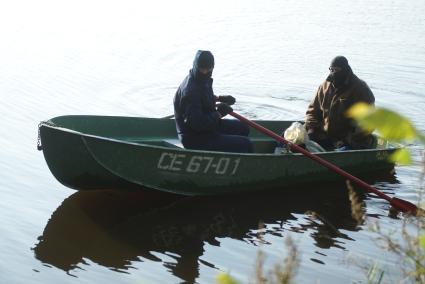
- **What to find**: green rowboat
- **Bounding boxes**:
[38,115,398,195]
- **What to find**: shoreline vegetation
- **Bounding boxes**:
[217,104,425,284]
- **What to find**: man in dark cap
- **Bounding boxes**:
[173,50,253,152]
[305,56,376,150]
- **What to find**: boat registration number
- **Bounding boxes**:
[157,152,241,175]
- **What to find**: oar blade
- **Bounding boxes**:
[390,197,422,215]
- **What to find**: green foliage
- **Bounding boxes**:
[367,263,385,284]
[216,272,240,284]
[420,234,425,250]
[347,103,425,165]
[347,103,419,142]
[389,148,412,166]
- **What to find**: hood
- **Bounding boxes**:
[192,50,214,80]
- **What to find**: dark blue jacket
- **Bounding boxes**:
[174,69,220,136]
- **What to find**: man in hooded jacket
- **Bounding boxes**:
[173,50,253,153]
[305,56,376,150]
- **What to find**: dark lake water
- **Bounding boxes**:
[1,0,425,283]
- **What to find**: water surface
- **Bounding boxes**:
[1,0,424,283]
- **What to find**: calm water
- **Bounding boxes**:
[1,0,425,283]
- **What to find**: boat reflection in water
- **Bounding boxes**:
[33,174,398,283]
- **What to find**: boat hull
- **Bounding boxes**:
[39,116,396,195]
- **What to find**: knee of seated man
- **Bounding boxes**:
[242,137,254,153]
[239,123,250,136]
[230,136,253,153]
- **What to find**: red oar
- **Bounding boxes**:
[230,111,420,215]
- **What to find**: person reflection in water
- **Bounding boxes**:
[305,56,376,151]
[173,50,253,153]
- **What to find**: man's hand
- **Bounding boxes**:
[217,95,236,105]
[216,103,233,117]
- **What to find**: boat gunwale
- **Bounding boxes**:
[39,121,401,158]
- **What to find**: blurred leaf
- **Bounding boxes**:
[367,263,385,284]
[420,234,425,250]
[216,273,239,284]
[347,103,418,142]
[346,102,373,119]
[389,148,412,165]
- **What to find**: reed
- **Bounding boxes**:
[216,222,299,284]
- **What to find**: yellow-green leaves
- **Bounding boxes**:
[420,234,425,250]
[389,148,412,165]
[347,103,418,142]
[347,103,425,165]
[216,273,239,284]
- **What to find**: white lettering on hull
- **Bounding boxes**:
[157,152,241,175]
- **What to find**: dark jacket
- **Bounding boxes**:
[174,69,220,136]
[305,73,375,149]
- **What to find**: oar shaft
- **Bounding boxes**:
[230,111,417,213]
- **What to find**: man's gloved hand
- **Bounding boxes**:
[217,95,236,105]
[216,103,233,117]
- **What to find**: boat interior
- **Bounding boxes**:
[125,136,394,154]
[45,116,397,154]
[129,137,280,153]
